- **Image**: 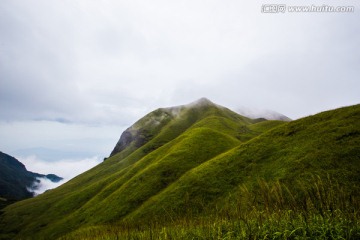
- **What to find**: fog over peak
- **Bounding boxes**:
[164,97,215,113]
[236,107,292,121]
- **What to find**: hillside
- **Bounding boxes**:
[126,104,360,223]
[0,99,359,239]
[0,152,63,209]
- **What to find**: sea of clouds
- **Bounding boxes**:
[19,155,102,195]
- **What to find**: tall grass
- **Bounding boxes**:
[61,176,360,239]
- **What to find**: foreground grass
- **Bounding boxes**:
[62,177,360,239]
[62,211,359,240]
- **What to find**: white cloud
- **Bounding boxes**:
[27,177,65,196]
[1,0,359,123]
[19,155,102,183]
[16,154,102,195]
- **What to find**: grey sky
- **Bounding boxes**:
[0,0,359,177]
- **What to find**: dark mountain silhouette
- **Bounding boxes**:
[0,151,62,208]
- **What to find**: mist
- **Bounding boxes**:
[27,177,65,196]
[19,155,102,194]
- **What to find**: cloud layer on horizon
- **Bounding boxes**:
[21,155,102,195]
[19,154,102,181]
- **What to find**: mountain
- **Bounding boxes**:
[0,151,63,208]
[0,99,359,239]
[110,98,246,157]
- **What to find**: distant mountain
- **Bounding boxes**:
[0,151,63,208]
[236,106,291,121]
[0,99,359,239]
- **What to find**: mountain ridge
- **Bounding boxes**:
[110,98,226,157]
[0,99,359,239]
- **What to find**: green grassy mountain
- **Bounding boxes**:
[0,99,359,239]
[0,152,63,209]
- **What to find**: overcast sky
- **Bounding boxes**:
[1,0,359,179]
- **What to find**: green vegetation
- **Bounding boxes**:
[0,100,359,239]
[61,177,359,239]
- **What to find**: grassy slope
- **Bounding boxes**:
[125,104,360,223]
[62,104,359,239]
[60,104,360,240]
[3,103,358,239]
[0,101,284,239]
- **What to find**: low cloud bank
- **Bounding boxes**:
[236,107,291,121]
[27,177,65,196]
[19,155,102,195]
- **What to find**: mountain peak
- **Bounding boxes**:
[171,97,216,111]
[166,98,215,111]
[191,97,214,106]
[110,98,220,157]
